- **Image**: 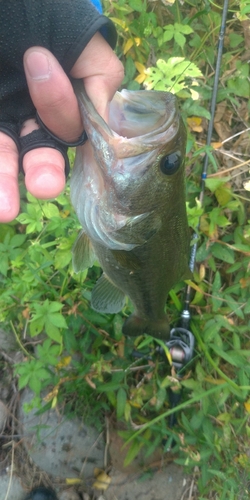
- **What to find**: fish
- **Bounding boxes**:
[70,81,190,340]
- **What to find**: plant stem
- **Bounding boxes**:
[10,321,34,359]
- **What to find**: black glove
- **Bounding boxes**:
[0,0,117,175]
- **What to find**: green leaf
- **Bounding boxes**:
[242,4,250,14]
[54,249,72,269]
[137,335,154,349]
[238,369,249,399]
[229,33,244,48]
[96,382,125,392]
[203,319,221,343]
[176,23,193,34]
[211,271,221,312]
[124,56,136,82]
[45,322,62,343]
[117,387,127,419]
[181,412,195,434]
[145,57,202,94]
[181,379,201,391]
[19,373,32,390]
[227,77,250,98]
[211,243,235,264]
[208,469,227,480]
[190,410,204,430]
[155,388,167,411]
[232,332,241,350]
[244,298,250,314]
[209,344,240,367]
[47,312,68,329]
[224,295,244,319]
[124,439,143,467]
[42,203,60,218]
[205,177,231,193]
[11,234,27,247]
[127,81,140,91]
[30,318,44,337]
[128,0,144,12]
[29,376,41,394]
[196,242,211,262]
[47,302,63,313]
[36,340,60,365]
[163,28,174,43]
[183,99,211,120]
[0,255,9,276]
[174,31,186,49]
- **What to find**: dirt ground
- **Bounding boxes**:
[0,328,196,500]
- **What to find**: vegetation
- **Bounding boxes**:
[1,0,250,497]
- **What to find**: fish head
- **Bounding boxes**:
[71,83,187,249]
[106,89,186,211]
[114,90,186,213]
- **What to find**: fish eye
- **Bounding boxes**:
[160,152,182,175]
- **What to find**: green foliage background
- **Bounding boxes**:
[1,0,250,498]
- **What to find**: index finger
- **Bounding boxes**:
[0,132,20,223]
[23,47,83,143]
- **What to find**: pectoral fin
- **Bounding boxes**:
[119,212,161,245]
[111,250,142,271]
[72,230,96,273]
[91,273,126,313]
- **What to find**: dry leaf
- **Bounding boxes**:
[123,38,133,54]
[187,116,203,133]
[244,400,250,413]
[199,264,206,281]
[243,180,250,191]
[85,375,96,389]
[65,478,82,485]
[43,386,59,403]
[135,73,146,84]
[117,337,125,358]
[57,356,72,369]
[93,470,111,491]
[211,141,223,149]
[213,122,231,142]
[135,61,145,73]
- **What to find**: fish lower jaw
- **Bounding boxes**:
[122,313,170,340]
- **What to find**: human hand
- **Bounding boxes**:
[0,2,124,223]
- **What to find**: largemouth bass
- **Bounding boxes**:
[70,82,190,340]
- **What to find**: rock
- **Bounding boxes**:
[0,474,27,500]
[19,389,105,480]
[58,489,81,500]
[0,328,19,353]
[82,494,90,500]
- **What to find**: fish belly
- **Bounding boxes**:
[92,215,190,340]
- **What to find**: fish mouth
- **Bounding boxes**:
[75,82,180,160]
[108,89,178,140]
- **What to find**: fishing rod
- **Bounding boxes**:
[165,0,230,428]
[131,1,229,434]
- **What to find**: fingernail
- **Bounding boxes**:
[25,51,51,80]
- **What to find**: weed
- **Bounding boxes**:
[1,0,250,497]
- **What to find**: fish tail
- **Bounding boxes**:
[122,314,170,341]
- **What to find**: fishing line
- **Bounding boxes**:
[179,0,229,330]
[165,0,229,429]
